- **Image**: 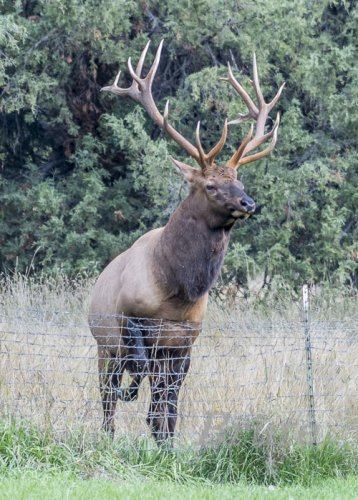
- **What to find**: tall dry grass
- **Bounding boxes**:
[0,273,357,448]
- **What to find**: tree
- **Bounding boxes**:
[0,0,357,295]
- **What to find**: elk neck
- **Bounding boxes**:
[153,188,234,303]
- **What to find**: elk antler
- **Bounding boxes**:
[223,54,285,169]
[101,40,227,171]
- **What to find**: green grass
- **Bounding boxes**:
[0,420,357,488]
[1,473,358,500]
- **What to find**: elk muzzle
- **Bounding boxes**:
[228,194,256,218]
[239,194,256,214]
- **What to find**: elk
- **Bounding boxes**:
[89,40,284,444]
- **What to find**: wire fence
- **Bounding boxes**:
[0,288,357,449]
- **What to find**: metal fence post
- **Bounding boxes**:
[302,284,317,445]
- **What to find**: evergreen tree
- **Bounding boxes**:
[0,0,357,295]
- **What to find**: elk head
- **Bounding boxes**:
[101,41,284,224]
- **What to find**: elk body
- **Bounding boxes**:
[89,41,284,444]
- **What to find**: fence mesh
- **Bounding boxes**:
[0,300,357,448]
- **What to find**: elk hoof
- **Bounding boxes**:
[117,387,138,402]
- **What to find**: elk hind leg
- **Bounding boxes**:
[97,347,124,437]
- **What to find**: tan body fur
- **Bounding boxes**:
[89,226,206,351]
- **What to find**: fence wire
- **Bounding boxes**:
[0,303,357,448]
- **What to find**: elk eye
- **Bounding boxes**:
[206,185,216,193]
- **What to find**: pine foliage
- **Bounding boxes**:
[0,0,357,295]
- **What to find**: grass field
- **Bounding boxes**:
[1,473,358,500]
[0,419,357,498]
[0,420,358,486]
[0,273,357,447]
[0,273,357,496]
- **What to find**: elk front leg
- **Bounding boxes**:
[146,350,191,445]
[97,347,124,437]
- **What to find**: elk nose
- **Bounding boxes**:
[240,195,256,214]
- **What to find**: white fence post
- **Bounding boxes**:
[302,284,317,445]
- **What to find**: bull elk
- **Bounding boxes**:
[89,40,284,444]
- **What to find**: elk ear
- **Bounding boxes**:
[169,157,201,183]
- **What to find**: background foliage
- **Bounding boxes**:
[0,0,357,296]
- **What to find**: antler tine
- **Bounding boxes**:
[113,69,121,88]
[101,42,154,98]
[195,121,207,168]
[206,118,228,164]
[227,113,251,126]
[238,113,280,167]
[222,62,258,118]
[136,40,151,77]
[226,124,253,169]
[126,41,153,85]
[224,54,284,169]
[242,112,279,153]
[195,119,229,169]
[100,68,124,95]
[127,39,164,89]
[268,81,286,112]
[226,113,280,169]
[163,99,170,127]
[251,53,265,107]
[145,39,164,87]
[127,57,142,85]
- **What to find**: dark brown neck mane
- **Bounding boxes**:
[154,189,233,303]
